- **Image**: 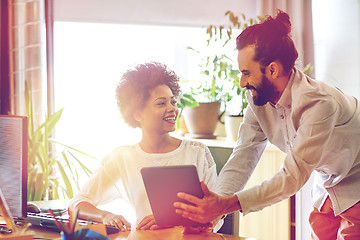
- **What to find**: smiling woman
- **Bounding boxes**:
[68,62,221,232]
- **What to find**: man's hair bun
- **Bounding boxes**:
[263,10,292,37]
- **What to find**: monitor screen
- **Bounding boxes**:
[0,115,27,219]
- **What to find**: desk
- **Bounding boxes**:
[10,200,256,240]
[29,225,257,240]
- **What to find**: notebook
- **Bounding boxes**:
[140,165,206,227]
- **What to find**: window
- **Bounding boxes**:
[54,22,212,163]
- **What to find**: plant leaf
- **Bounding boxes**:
[56,161,74,198]
[33,173,45,201]
[49,139,97,160]
[65,150,93,177]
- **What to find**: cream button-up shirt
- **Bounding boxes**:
[217,68,360,216]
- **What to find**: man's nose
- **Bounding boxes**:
[240,75,247,88]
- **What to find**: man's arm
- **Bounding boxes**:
[174,182,241,224]
[216,104,268,197]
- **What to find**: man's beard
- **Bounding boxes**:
[251,74,280,106]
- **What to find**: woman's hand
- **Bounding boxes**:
[137,215,162,230]
[102,212,131,232]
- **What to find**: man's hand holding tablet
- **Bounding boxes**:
[174,182,241,228]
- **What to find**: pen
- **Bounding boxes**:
[48,209,69,234]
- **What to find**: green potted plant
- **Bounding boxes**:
[175,93,199,136]
[183,11,261,139]
[25,83,95,201]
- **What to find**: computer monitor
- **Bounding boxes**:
[0,115,28,219]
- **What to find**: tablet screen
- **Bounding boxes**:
[141,165,206,227]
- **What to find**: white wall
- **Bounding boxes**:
[54,0,257,27]
[313,0,360,99]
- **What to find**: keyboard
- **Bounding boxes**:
[26,212,120,235]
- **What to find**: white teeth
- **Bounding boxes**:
[164,117,176,121]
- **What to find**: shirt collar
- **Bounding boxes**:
[273,68,296,109]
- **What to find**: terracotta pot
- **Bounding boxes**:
[183,102,221,139]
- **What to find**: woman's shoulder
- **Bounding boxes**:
[183,139,211,158]
[101,144,138,164]
[108,144,136,155]
[181,139,216,169]
[182,139,210,151]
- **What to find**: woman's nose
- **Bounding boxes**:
[168,103,177,112]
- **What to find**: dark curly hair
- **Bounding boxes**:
[116,62,181,128]
[236,10,298,74]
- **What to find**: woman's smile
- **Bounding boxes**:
[163,114,176,124]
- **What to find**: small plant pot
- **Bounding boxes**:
[224,114,243,142]
[183,102,221,139]
[176,115,189,136]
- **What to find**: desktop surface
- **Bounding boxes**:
[28,225,255,240]
[16,200,256,240]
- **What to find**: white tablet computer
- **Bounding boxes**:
[140,165,206,227]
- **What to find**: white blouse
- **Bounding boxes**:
[69,139,218,225]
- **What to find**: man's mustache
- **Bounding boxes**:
[245,85,256,91]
